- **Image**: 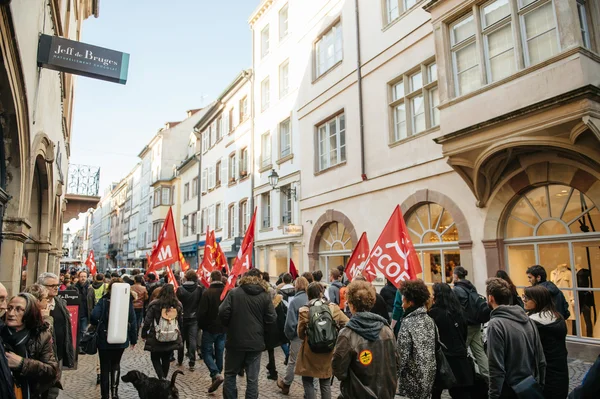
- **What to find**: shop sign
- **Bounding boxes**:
[37,34,130,84]
[284,225,303,235]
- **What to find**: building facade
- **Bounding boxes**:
[0,0,99,293]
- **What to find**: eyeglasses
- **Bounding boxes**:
[522,295,530,302]
[6,306,25,314]
[43,284,60,288]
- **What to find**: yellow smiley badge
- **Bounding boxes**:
[359,350,373,366]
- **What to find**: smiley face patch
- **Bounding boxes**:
[359,349,373,366]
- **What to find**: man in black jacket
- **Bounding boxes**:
[198,270,226,393]
[176,269,204,371]
[74,270,90,350]
[526,265,571,320]
[219,268,277,399]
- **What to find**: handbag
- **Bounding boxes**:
[81,325,98,355]
[512,375,544,398]
[433,325,457,390]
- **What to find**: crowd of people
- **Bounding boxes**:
[0,263,599,399]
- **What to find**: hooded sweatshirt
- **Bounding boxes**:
[345,312,387,341]
[328,281,344,305]
[284,290,308,341]
[177,282,204,319]
[538,281,571,320]
[487,305,547,399]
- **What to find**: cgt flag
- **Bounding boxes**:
[344,233,372,283]
[85,250,97,276]
[148,207,180,273]
[221,208,257,300]
[367,205,422,288]
[179,252,190,272]
[215,239,230,276]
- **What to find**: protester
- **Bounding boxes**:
[351,276,389,322]
[198,270,226,393]
[486,277,546,399]
[218,268,276,399]
[278,273,295,305]
[59,275,72,291]
[294,282,348,399]
[380,279,397,318]
[301,272,314,284]
[38,272,74,399]
[23,284,51,324]
[149,286,162,302]
[278,277,309,395]
[74,271,90,350]
[390,289,404,337]
[429,283,474,399]
[337,265,349,286]
[327,269,343,306]
[524,285,568,399]
[568,353,600,398]
[453,266,490,378]
[396,279,436,399]
[526,265,570,320]
[88,274,107,322]
[142,284,183,380]
[146,273,161,299]
[496,270,524,308]
[130,275,148,333]
[0,282,16,399]
[91,277,138,399]
[332,280,398,398]
[176,269,203,371]
[312,270,328,300]
[1,293,60,399]
[265,287,289,381]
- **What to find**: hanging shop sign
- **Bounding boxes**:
[37,34,130,84]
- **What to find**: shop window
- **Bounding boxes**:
[318,222,353,279]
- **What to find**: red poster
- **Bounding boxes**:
[67,305,79,353]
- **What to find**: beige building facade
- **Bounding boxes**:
[295,0,600,344]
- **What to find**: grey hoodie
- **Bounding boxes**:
[487,305,547,399]
[284,290,308,341]
[328,281,343,305]
[345,312,387,341]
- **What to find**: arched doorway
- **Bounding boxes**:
[406,203,461,287]
[503,184,600,340]
[317,222,353,279]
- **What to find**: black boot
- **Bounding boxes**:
[97,374,101,385]
[110,369,120,399]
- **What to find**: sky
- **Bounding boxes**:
[69,0,258,197]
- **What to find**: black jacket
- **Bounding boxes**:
[487,305,546,399]
[0,320,16,399]
[75,281,90,318]
[198,281,226,334]
[371,294,390,323]
[530,313,569,399]
[569,354,600,399]
[176,282,204,319]
[380,284,396,314]
[91,295,138,350]
[142,300,183,353]
[218,275,277,351]
[50,296,75,368]
[453,279,480,326]
[538,281,571,320]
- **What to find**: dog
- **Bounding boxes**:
[121,370,183,399]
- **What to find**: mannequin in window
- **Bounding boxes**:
[431,263,442,284]
[551,264,575,326]
[576,256,596,338]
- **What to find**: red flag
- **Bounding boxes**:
[179,252,190,272]
[85,250,97,276]
[290,259,299,280]
[221,208,257,300]
[166,265,179,290]
[215,239,229,276]
[148,208,181,272]
[198,228,215,288]
[344,233,371,282]
[367,206,422,288]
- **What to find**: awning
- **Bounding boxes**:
[180,237,223,254]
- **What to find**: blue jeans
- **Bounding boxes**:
[201,331,226,378]
[134,308,143,332]
[281,343,290,358]
[79,316,89,346]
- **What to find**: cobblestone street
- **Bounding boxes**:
[58,344,595,398]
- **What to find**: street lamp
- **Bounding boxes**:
[268,169,296,201]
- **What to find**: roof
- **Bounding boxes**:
[249,0,274,26]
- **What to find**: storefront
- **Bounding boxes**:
[256,240,303,280]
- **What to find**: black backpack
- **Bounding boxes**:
[467,290,491,324]
[307,299,338,353]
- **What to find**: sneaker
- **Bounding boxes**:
[208,375,224,393]
[277,377,290,395]
[189,364,195,372]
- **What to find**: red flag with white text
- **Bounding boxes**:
[221,208,257,300]
[148,208,180,272]
[367,206,422,288]
[344,233,371,282]
[85,250,97,276]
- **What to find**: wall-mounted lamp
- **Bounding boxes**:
[268,169,296,201]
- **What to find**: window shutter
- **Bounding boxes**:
[233,204,239,237]
[202,169,207,193]
[222,158,228,183]
[209,205,215,230]
[220,202,224,230]
[224,206,229,238]
[224,112,229,135]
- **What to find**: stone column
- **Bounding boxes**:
[0,217,30,295]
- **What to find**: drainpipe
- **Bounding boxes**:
[192,144,202,270]
[354,0,367,181]
[249,24,257,267]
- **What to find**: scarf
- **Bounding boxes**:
[1,326,31,399]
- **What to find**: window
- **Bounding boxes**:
[240,201,249,233]
[482,0,515,83]
[279,3,289,40]
[521,1,559,66]
[261,132,272,167]
[279,60,289,98]
[216,160,222,186]
[262,193,271,228]
[183,216,189,237]
[279,118,291,158]
[281,187,292,225]
[202,130,209,153]
[389,62,439,143]
[229,153,237,182]
[261,78,270,111]
[161,187,171,205]
[384,0,420,25]
[208,165,216,189]
[216,117,223,141]
[216,202,222,230]
[184,183,190,202]
[261,25,270,58]
[315,21,343,78]
[577,0,591,49]
[228,108,235,133]
[152,220,164,241]
[208,205,215,231]
[240,147,248,177]
[190,212,197,235]
[239,97,248,121]
[317,113,346,171]
[451,14,480,96]
[209,124,215,147]
[228,204,236,238]
[200,209,206,233]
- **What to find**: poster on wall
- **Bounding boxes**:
[58,290,80,369]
